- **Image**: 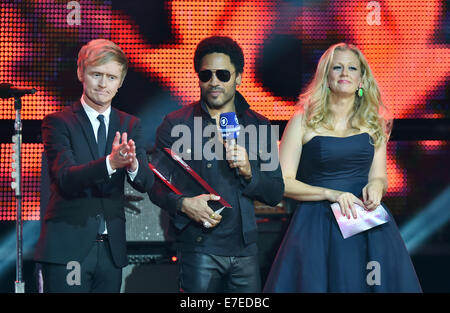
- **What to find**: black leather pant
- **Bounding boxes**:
[178,251,261,293]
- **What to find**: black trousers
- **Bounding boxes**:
[179,252,261,293]
[38,240,122,293]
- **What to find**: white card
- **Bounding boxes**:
[330,203,389,239]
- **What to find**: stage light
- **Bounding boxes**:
[0,144,43,221]
[0,221,41,279]
[400,186,450,254]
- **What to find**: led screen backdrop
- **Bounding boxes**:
[0,0,448,221]
[0,0,448,119]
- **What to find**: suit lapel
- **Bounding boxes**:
[106,108,119,156]
[72,102,99,160]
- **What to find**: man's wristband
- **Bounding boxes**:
[176,196,186,212]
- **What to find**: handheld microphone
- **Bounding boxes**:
[219,112,240,145]
[0,83,37,99]
[219,112,241,176]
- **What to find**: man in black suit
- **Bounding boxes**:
[149,36,284,292]
[34,39,154,292]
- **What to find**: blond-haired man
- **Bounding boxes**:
[34,39,154,292]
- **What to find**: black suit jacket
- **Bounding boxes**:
[34,101,154,267]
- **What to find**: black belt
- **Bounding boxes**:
[96,234,109,242]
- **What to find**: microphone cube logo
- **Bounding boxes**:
[219,112,240,140]
[220,116,228,127]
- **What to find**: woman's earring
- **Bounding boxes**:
[357,82,363,97]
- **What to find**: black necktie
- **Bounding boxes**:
[97,114,107,157]
[96,114,106,234]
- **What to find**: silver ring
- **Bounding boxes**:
[119,150,127,157]
[203,221,212,228]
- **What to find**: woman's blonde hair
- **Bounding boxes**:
[298,43,392,147]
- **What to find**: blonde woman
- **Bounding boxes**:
[264,43,421,292]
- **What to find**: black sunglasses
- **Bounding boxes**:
[198,70,235,83]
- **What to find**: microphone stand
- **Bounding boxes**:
[11,96,25,293]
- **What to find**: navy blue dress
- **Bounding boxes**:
[264,133,422,292]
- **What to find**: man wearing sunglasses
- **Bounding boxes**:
[149,36,284,293]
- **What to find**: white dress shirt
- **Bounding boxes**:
[80,97,139,234]
[80,97,139,180]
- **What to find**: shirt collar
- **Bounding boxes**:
[80,96,111,124]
